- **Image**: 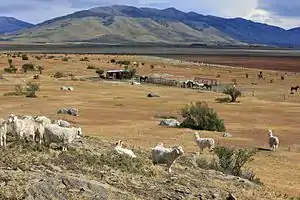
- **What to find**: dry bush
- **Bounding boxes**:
[180,101,226,132]
[223,86,242,102]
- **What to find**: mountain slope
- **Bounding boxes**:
[289,27,300,34]
[0,17,34,34]
[1,5,299,47]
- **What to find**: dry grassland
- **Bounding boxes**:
[0,53,299,197]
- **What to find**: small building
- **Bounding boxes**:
[106,69,130,80]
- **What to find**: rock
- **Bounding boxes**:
[57,108,79,116]
[159,119,180,127]
[26,180,67,200]
[147,93,160,98]
[61,176,109,199]
[223,132,232,138]
[226,193,237,200]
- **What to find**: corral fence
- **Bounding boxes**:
[141,76,229,93]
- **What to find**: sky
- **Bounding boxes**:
[0,0,299,29]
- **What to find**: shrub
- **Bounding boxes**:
[22,54,29,60]
[216,74,220,78]
[25,81,40,98]
[80,57,89,62]
[37,66,44,74]
[4,66,17,73]
[110,59,116,63]
[3,85,26,96]
[232,79,237,85]
[128,68,136,79]
[8,59,13,65]
[22,63,36,73]
[223,86,242,102]
[213,146,256,177]
[96,69,104,77]
[62,57,69,61]
[35,56,42,60]
[180,101,226,132]
[53,72,65,78]
[87,65,96,69]
[245,73,249,78]
[116,60,130,65]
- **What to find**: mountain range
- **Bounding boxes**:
[0,5,299,47]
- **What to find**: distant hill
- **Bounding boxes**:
[0,17,34,34]
[1,5,299,47]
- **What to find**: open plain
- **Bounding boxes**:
[0,52,300,198]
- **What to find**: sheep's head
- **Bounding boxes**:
[268,129,273,137]
[76,127,83,137]
[173,146,184,156]
[8,114,17,123]
[115,140,123,147]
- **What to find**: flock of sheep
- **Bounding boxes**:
[0,112,280,173]
[112,130,279,173]
[113,130,280,173]
[0,114,82,151]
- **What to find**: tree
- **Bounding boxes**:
[223,86,242,102]
[26,81,40,98]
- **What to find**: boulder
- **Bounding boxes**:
[147,93,160,98]
[223,132,233,138]
[159,119,180,127]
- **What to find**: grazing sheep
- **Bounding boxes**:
[34,116,52,127]
[151,143,184,173]
[114,140,137,158]
[194,132,215,153]
[8,114,36,142]
[131,81,141,85]
[53,119,70,128]
[268,129,279,151]
[0,119,7,147]
[43,124,83,151]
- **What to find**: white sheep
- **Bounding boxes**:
[268,129,279,151]
[34,116,52,127]
[151,143,184,173]
[43,124,83,151]
[0,119,7,147]
[114,140,137,158]
[8,114,36,142]
[131,81,141,85]
[194,132,215,153]
[53,119,70,128]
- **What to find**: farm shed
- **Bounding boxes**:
[106,69,130,80]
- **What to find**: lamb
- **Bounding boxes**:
[43,124,83,151]
[268,129,279,151]
[0,119,7,147]
[151,143,184,173]
[114,140,137,158]
[53,119,70,128]
[8,114,36,142]
[194,132,215,153]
